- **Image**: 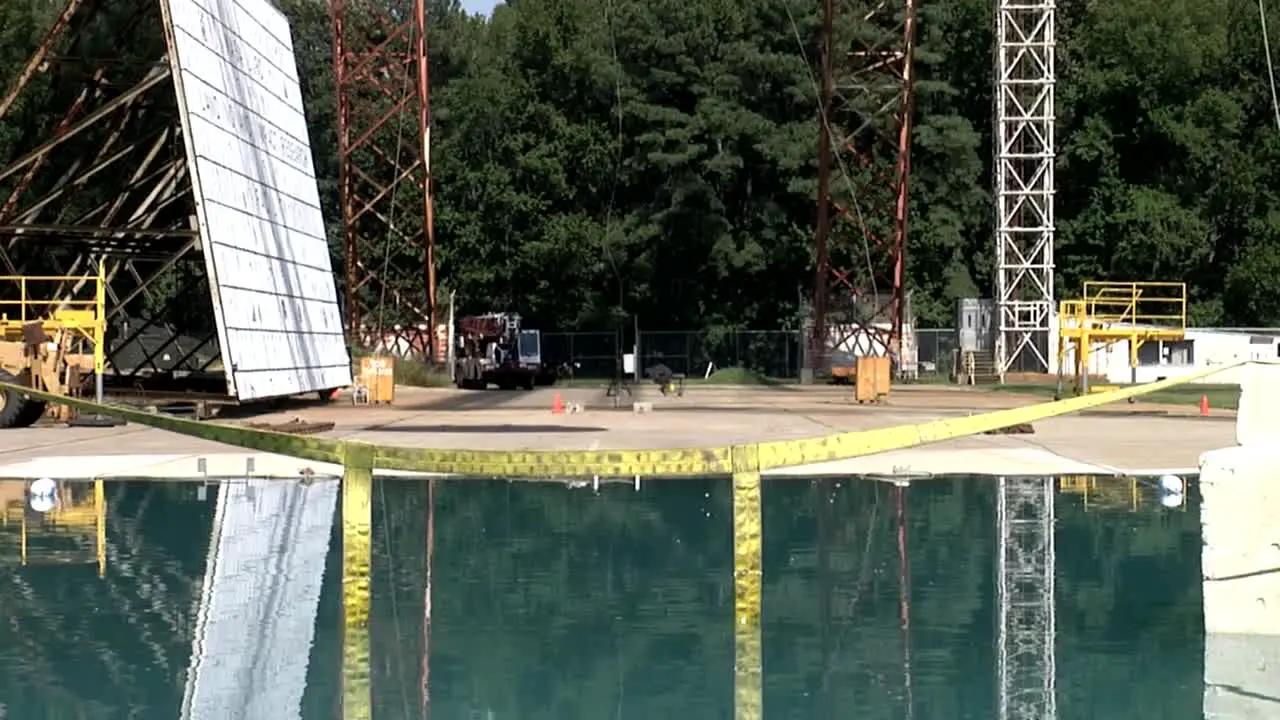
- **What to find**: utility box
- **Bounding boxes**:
[357,355,395,404]
[854,356,891,403]
[955,298,996,352]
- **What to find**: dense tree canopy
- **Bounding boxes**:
[389,0,1280,329]
[5,0,1280,333]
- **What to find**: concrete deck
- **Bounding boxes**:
[0,384,1235,479]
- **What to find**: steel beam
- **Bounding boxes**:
[813,0,918,376]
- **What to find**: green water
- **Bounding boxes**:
[0,476,1203,719]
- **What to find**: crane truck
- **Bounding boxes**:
[452,312,557,390]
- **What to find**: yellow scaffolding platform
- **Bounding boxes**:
[1057,281,1186,394]
[1058,476,1187,513]
[0,265,107,403]
[0,479,107,575]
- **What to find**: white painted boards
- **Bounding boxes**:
[161,0,352,401]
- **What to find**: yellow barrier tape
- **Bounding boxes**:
[0,361,1240,478]
[4,385,344,465]
[754,364,1235,471]
[342,451,373,720]
[95,479,105,578]
[373,445,731,477]
[732,446,763,720]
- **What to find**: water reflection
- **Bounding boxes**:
[0,475,1205,719]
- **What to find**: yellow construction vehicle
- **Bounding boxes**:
[0,479,107,575]
[0,265,106,427]
[1056,281,1186,396]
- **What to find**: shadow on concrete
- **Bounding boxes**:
[385,392,532,412]
[373,424,606,434]
[213,396,336,420]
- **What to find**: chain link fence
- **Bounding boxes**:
[542,330,803,380]
[913,328,957,380]
[543,327,1059,382]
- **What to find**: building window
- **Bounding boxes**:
[1137,341,1160,366]
[1162,340,1194,366]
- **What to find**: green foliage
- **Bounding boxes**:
[703,366,780,385]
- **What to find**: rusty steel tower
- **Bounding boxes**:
[811,0,918,377]
[331,0,437,360]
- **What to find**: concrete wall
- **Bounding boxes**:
[1199,362,1280,717]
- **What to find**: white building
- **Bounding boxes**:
[1053,320,1280,385]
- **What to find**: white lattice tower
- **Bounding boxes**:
[994,0,1056,374]
[996,476,1057,720]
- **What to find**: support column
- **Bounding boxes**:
[1199,363,1280,715]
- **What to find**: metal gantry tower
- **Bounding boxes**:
[996,476,1057,720]
[812,0,918,375]
[994,0,1056,375]
[331,0,438,361]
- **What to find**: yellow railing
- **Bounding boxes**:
[1057,476,1187,512]
[0,265,107,376]
[1059,281,1187,334]
[2,480,106,575]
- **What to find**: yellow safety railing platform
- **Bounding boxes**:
[0,267,107,378]
[0,480,106,575]
[1057,281,1187,393]
[1058,476,1186,512]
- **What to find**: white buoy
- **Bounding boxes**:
[29,477,56,513]
[1160,491,1184,509]
[1159,474,1185,495]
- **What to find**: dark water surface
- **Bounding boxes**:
[0,476,1202,719]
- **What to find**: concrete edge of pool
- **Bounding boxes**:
[0,448,1199,481]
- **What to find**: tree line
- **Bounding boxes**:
[5,0,1280,334]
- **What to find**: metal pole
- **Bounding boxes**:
[811,0,835,383]
[415,0,437,362]
[95,257,105,403]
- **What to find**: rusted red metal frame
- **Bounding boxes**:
[331,0,436,360]
[813,0,917,370]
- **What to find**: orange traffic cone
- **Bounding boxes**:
[551,392,565,415]
[1199,395,1210,417]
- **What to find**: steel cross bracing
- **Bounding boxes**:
[994,0,1056,375]
[0,0,226,393]
[996,476,1057,720]
[812,0,918,374]
[331,0,437,362]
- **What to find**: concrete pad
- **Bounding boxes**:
[1200,444,1280,636]
[0,392,1237,479]
[1204,634,1280,717]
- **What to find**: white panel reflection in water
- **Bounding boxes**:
[162,0,351,401]
[181,478,338,720]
